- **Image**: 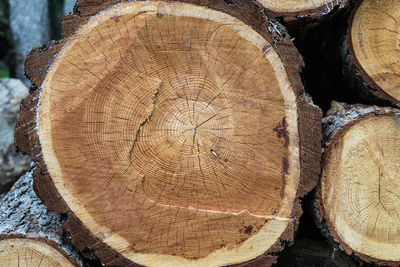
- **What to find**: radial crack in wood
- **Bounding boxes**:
[316,102,400,266]
[16,1,322,266]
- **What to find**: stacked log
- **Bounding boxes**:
[315,102,400,266]
[342,0,400,107]
[311,0,400,264]
[0,171,83,266]
[260,0,350,23]
[15,0,323,266]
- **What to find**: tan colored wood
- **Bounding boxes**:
[348,0,400,106]
[16,0,322,266]
[318,103,400,266]
[40,3,296,265]
[259,0,342,13]
[257,0,348,20]
[0,239,74,267]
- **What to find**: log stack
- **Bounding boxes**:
[7,0,400,266]
[312,0,400,265]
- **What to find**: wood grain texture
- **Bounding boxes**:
[0,171,82,266]
[16,0,321,266]
[315,102,400,266]
[343,0,400,107]
[258,0,349,22]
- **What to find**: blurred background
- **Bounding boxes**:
[0,0,74,197]
[0,0,75,84]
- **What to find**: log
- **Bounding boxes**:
[0,171,83,266]
[257,0,349,22]
[315,101,400,266]
[15,0,322,266]
[342,0,400,108]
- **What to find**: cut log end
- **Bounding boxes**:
[258,0,349,21]
[18,1,321,266]
[318,103,400,266]
[348,0,400,106]
[0,238,75,267]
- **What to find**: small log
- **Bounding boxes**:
[315,101,400,266]
[257,0,349,22]
[0,171,83,266]
[342,0,400,107]
[16,0,322,266]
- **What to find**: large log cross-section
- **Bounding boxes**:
[15,1,321,266]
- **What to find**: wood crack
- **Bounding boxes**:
[129,82,162,159]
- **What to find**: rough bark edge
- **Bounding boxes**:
[342,0,400,108]
[313,102,400,267]
[15,0,322,265]
[262,0,349,23]
[61,0,350,31]
[0,171,83,266]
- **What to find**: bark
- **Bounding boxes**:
[16,1,322,266]
[314,101,400,266]
[0,171,83,266]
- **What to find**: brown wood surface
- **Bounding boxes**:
[15,0,322,266]
[342,0,400,108]
[258,0,349,22]
[315,102,400,266]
